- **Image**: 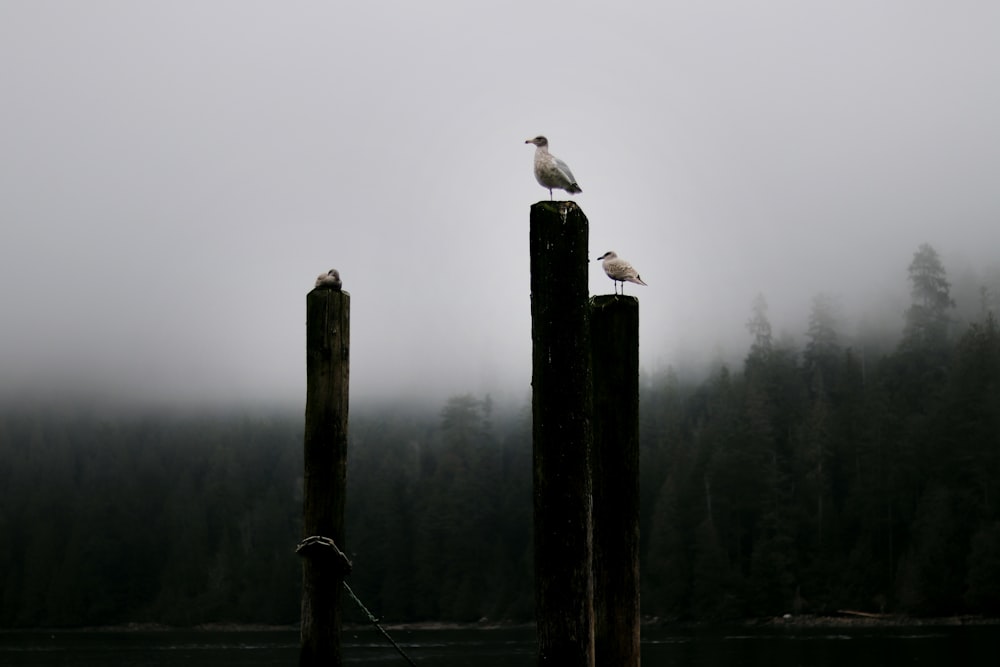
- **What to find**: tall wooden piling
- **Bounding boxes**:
[529,201,595,667]
[300,288,350,667]
[590,295,641,667]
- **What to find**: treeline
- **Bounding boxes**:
[0,401,533,628]
[641,244,1000,620]
[0,412,304,626]
[2,243,1000,627]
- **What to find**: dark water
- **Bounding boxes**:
[1,625,997,666]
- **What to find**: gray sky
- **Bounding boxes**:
[2,1,999,408]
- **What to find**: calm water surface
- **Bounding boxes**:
[1,625,997,666]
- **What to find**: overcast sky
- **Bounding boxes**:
[2,1,999,408]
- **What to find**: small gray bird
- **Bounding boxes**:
[525,135,582,200]
[314,269,342,291]
[597,251,647,295]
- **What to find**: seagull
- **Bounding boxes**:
[314,269,342,291]
[597,251,647,295]
[525,135,582,200]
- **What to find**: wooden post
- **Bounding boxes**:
[300,288,350,667]
[529,201,595,667]
[590,295,641,667]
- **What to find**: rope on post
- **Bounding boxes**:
[296,536,417,666]
[296,535,353,573]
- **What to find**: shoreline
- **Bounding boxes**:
[4,614,999,633]
[651,613,1000,630]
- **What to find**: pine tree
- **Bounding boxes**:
[902,243,955,351]
[745,293,773,374]
[803,292,842,397]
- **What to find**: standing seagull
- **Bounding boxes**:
[598,251,647,295]
[525,135,582,200]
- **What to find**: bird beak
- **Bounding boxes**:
[524,139,533,144]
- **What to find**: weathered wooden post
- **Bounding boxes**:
[590,295,641,667]
[529,201,595,667]
[300,287,350,667]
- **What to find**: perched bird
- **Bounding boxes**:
[597,251,647,295]
[314,269,342,291]
[525,135,582,200]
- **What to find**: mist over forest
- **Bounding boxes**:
[2,242,1000,628]
[5,2,1000,415]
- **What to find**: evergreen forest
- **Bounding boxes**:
[2,244,1000,628]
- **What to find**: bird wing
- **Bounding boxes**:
[606,259,641,282]
[553,157,577,184]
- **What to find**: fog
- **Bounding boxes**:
[2,1,999,409]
